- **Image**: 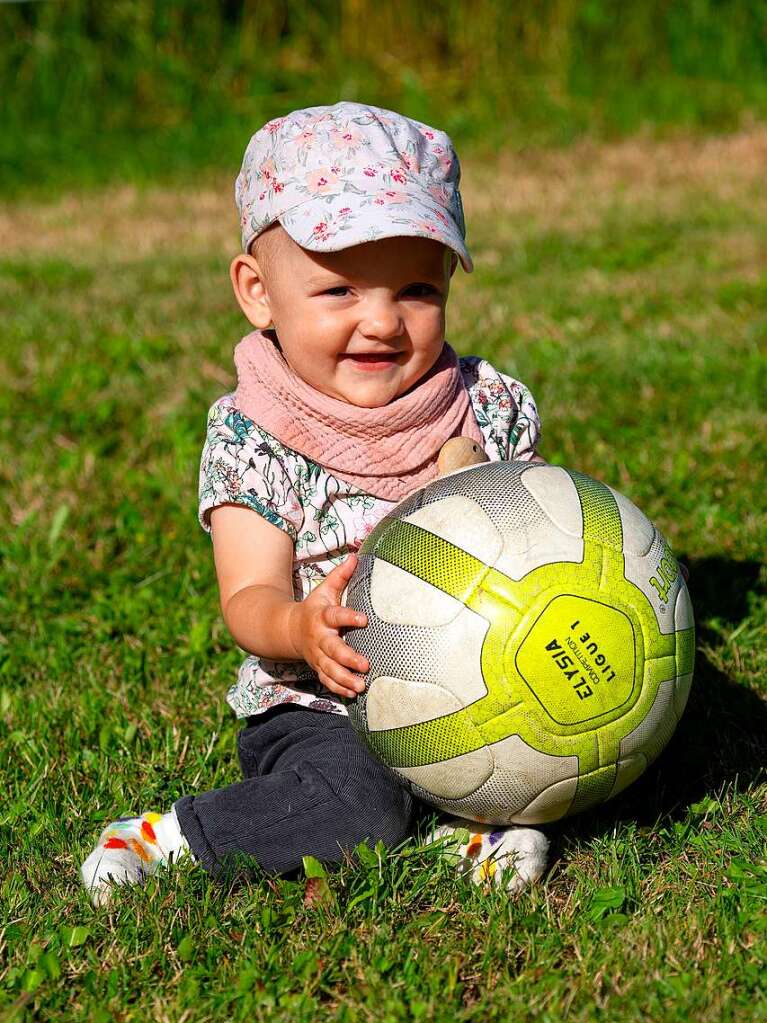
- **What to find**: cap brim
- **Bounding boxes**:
[276,191,473,273]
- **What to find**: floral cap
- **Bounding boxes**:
[235,101,473,271]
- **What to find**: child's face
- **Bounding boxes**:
[231,228,456,408]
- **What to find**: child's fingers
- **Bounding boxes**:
[320,554,359,600]
[317,671,360,699]
[323,604,367,631]
[316,655,366,697]
[320,633,369,674]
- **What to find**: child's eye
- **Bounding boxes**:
[324,286,350,297]
[403,283,440,298]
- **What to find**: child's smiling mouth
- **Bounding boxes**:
[341,351,403,371]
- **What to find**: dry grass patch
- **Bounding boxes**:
[469,125,767,234]
[2,127,767,262]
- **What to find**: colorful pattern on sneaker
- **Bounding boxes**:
[80,810,188,907]
[102,813,164,864]
[429,818,549,893]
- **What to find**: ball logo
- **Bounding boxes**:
[515,595,636,726]
[649,542,680,605]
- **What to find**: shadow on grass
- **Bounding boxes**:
[560,556,767,842]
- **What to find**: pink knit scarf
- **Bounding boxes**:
[233,330,482,501]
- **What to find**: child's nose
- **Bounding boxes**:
[358,298,404,341]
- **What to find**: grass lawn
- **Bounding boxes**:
[1,128,766,1021]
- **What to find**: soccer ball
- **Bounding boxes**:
[344,461,694,825]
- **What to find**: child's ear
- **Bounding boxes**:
[230,253,273,329]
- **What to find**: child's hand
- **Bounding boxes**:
[291,555,369,699]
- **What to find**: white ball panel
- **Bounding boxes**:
[366,676,462,731]
[403,494,502,565]
[398,748,493,800]
[432,608,493,706]
[619,677,678,763]
[495,533,584,582]
[521,465,583,537]
[482,470,579,560]
[610,487,656,556]
[412,735,579,823]
[511,776,579,825]
[370,558,463,627]
[487,734,579,822]
[489,733,578,788]
[675,582,695,631]
[623,529,680,635]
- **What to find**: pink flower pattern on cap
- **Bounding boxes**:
[235,102,473,271]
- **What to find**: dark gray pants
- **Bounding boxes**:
[174,706,414,878]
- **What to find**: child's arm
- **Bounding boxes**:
[209,504,369,698]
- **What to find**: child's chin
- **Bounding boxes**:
[337,375,401,408]
[345,389,396,409]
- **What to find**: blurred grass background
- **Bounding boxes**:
[2,3,767,1019]
[3,0,767,194]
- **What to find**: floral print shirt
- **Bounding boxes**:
[198,355,541,718]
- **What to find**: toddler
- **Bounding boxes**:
[81,102,549,906]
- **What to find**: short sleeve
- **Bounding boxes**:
[500,371,541,461]
[198,394,304,539]
[461,356,542,462]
